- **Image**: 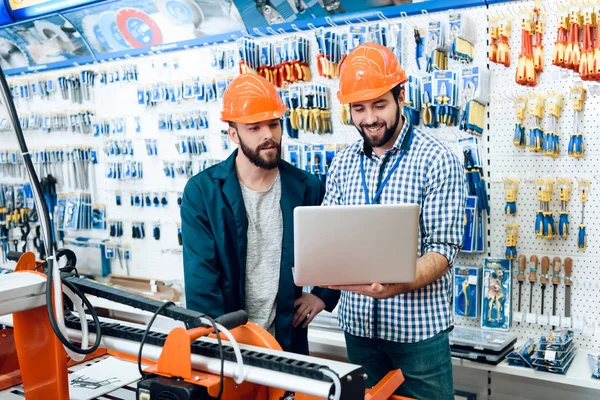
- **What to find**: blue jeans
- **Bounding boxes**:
[344,329,454,400]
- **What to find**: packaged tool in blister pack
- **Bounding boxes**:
[421,75,437,128]
[404,76,421,126]
[432,70,459,126]
[462,196,476,253]
[532,338,577,370]
[458,66,490,136]
[538,329,575,351]
[454,265,481,318]
[461,195,484,253]
[588,353,600,379]
[460,137,489,217]
[481,258,511,331]
[316,28,341,79]
[448,12,476,63]
[388,23,404,66]
[426,20,447,72]
[506,337,535,368]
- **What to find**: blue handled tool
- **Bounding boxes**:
[578,179,590,250]
[504,178,518,216]
[557,178,573,239]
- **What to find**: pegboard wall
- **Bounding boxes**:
[0,0,598,350]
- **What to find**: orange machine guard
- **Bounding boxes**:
[151,320,409,400]
[12,252,69,400]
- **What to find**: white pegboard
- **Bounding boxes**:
[454,0,600,350]
[1,0,598,349]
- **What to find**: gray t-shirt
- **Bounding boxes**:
[239,173,282,335]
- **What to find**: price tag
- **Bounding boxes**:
[545,350,557,362]
[550,315,561,327]
[513,312,524,323]
[590,85,600,97]
[583,323,595,337]
[468,275,478,285]
[574,318,585,330]
[526,313,537,324]
[561,317,572,328]
[538,314,549,326]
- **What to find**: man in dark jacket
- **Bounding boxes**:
[181,73,339,354]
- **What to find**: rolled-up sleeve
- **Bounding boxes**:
[421,150,466,266]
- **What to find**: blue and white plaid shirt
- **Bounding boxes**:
[323,119,466,343]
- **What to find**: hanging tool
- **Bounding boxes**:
[579,5,594,80]
[553,7,568,67]
[564,5,582,71]
[543,91,563,158]
[513,96,527,148]
[540,256,550,315]
[516,8,536,86]
[414,28,424,71]
[533,4,545,72]
[557,178,573,239]
[564,257,573,319]
[463,148,490,216]
[578,179,591,250]
[593,4,600,79]
[535,178,549,238]
[489,16,499,64]
[568,86,586,158]
[551,257,561,327]
[529,255,538,314]
[542,179,556,240]
[517,254,526,313]
[527,93,544,152]
[497,15,511,67]
[504,178,519,215]
[505,223,518,260]
[534,179,556,239]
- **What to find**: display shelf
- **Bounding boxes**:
[308,327,600,392]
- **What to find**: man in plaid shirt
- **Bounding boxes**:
[325,43,466,399]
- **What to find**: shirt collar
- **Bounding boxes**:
[357,117,412,158]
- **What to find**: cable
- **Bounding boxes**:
[199,317,245,384]
[202,315,225,400]
[320,368,341,400]
[138,301,175,378]
[58,276,102,354]
[62,284,89,362]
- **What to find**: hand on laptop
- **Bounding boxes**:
[293,293,326,328]
[327,283,409,299]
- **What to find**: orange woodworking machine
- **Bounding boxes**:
[0,252,410,400]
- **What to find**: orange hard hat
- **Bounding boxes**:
[337,43,408,104]
[221,73,287,124]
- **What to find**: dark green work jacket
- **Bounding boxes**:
[181,149,339,354]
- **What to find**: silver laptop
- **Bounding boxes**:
[293,204,420,286]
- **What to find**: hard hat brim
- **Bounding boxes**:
[337,78,408,105]
[221,106,287,124]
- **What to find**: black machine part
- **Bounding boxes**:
[137,375,212,400]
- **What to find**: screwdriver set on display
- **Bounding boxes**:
[513,255,576,331]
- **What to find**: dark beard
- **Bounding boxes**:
[238,135,281,170]
[356,104,401,148]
